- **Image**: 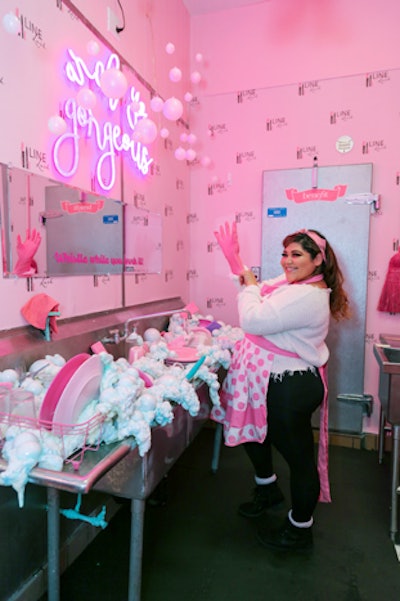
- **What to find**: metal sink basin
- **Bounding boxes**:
[374,334,400,424]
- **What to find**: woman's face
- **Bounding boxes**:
[280,242,322,283]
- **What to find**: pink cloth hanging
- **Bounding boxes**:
[377,250,400,313]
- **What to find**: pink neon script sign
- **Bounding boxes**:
[52,48,154,191]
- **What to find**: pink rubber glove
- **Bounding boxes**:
[13,229,42,276]
[214,221,245,275]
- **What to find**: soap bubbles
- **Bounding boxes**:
[100,68,128,99]
[162,97,183,121]
[2,12,20,35]
[48,115,67,135]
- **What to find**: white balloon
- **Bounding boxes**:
[160,128,170,139]
[2,12,20,35]
[186,149,197,162]
[150,96,164,112]
[48,115,67,135]
[190,71,202,84]
[174,147,186,161]
[77,87,97,109]
[184,92,193,102]
[163,97,183,121]
[165,42,175,54]
[134,118,158,144]
[87,40,100,55]
[180,132,188,143]
[169,67,182,82]
[187,133,197,145]
[195,53,203,64]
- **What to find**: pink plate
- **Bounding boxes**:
[39,353,90,425]
[52,355,102,426]
[165,346,200,364]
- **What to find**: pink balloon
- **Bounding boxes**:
[190,71,202,84]
[100,68,128,99]
[160,128,170,139]
[195,53,203,64]
[77,87,97,109]
[169,67,182,83]
[186,149,197,162]
[134,118,158,144]
[184,92,193,102]
[150,96,164,112]
[165,42,175,54]
[187,133,197,145]
[48,115,67,135]
[180,132,188,143]
[163,97,183,121]
[174,147,186,161]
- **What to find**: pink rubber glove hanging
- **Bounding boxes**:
[13,229,42,276]
[214,221,245,275]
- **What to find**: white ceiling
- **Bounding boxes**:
[182,0,268,15]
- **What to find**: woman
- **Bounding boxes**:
[211,225,350,552]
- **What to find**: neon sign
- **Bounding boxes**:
[52,48,154,191]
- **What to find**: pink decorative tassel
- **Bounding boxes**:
[377,250,400,313]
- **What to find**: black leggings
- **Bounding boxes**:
[243,370,324,523]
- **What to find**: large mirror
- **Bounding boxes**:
[0,163,162,278]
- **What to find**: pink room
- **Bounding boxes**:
[0,1,400,600]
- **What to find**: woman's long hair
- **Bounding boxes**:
[283,229,351,321]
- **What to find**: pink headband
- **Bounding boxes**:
[299,229,326,262]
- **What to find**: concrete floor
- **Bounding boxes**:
[45,427,400,601]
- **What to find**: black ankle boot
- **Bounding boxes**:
[257,517,313,551]
[238,482,284,518]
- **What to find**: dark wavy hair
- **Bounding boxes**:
[282,229,351,321]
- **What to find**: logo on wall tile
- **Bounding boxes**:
[235,211,256,223]
[206,297,226,309]
[176,178,185,190]
[186,269,199,280]
[164,204,174,217]
[296,145,318,160]
[207,240,218,252]
[298,81,321,96]
[236,151,256,164]
[133,192,146,208]
[134,274,148,284]
[207,182,228,195]
[265,117,288,131]
[186,212,199,224]
[237,89,258,103]
[164,138,173,151]
[176,240,184,251]
[164,269,174,282]
[329,109,353,124]
[150,163,161,176]
[362,139,386,154]
[20,143,49,171]
[365,71,390,87]
[208,123,229,136]
[368,270,379,282]
[17,11,47,48]
[365,333,377,345]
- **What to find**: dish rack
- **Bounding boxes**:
[0,412,106,471]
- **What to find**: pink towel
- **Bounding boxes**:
[21,293,60,333]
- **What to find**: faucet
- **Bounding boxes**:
[101,328,123,344]
[123,308,191,339]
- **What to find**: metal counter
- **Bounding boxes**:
[0,384,213,601]
[373,334,400,541]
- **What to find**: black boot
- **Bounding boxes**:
[257,517,313,552]
[238,482,284,518]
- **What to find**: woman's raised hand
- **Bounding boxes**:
[214,221,245,275]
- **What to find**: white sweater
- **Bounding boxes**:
[237,276,331,375]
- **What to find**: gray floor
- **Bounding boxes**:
[49,427,400,600]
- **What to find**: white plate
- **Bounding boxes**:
[52,355,102,426]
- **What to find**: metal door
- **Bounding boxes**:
[261,163,373,432]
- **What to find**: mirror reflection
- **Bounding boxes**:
[0,164,162,278]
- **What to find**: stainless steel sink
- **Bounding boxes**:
[373,335,400,423]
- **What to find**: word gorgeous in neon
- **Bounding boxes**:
[52,48,154,191]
